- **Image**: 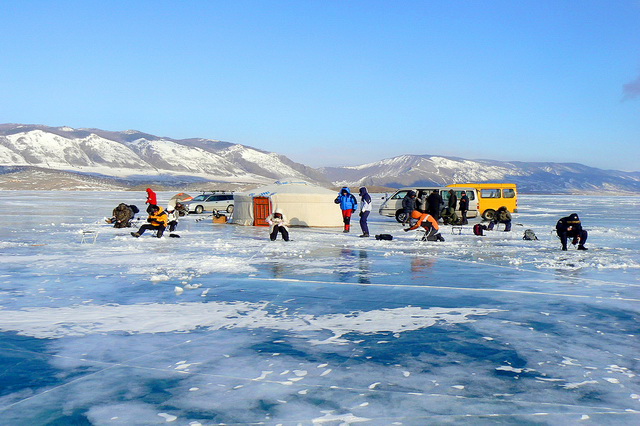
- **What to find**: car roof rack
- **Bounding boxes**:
[198,190,234,194]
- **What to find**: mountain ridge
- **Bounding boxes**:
[1,124,638,193]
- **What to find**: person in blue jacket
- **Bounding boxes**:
[335,187,358,233]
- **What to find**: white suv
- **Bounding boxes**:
[185,193,234,214]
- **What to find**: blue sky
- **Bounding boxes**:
[1,1,639,171]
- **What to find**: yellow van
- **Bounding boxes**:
[447,183,518,220]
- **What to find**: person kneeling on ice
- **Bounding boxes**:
[334,187,358,233]
[131,204,168,238]
[166,201,187,234]
[108,203,134,228]
[266,209,290,241]
[487,206,512,232]
[556,213,588,251]
[404,210,445,242]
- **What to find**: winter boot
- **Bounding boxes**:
[359,233,369,238]
[343,225,350,233]
[577,245,588,250]
[131,232,140,238]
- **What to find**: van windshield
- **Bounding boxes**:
[391,191,409,199]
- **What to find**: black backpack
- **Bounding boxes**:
[523,229,538,240]
[375,234,393,241]
[473,224,486,236]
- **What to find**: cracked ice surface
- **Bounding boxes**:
[0,191,638,424]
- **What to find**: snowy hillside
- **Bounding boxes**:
[1,124,639,193]
[0,124,326,187]
[323,155,640,194]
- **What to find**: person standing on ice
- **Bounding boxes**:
[358,187,372,238]
[447,189,457,212]
[459,191,469,225]
[335,187,358,233]
[427,190,443,220]
[401,191,417,225]
[404,210,445,241]
[131,204,168,238]
[266,208,290,241]
[556,213,588,251]
[145,188,157,205]
[487,206,512,232]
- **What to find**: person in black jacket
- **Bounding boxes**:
[556,213,588,251]
[459,191,469,225]
[447,189,457,211]
[401,191,417,225]
[427,190,443,220]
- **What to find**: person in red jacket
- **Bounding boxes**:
[145,188,157,205]
[404,210,445,241]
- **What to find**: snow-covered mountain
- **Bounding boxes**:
[322,154,640,194]
[0,124,326,186]
[1,124,639,193]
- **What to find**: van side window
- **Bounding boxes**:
[503,189,516,198]
[391,191,408,199]
[481,189,501,198]
[457,190,475,200]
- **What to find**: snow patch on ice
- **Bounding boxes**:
[0,302,503,341]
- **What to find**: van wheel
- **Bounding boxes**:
[195,205,204,214]
[482,209,496,220]
[395,210,407,223]
[227,204,234,213]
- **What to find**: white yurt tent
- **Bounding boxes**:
[232,181,343,227]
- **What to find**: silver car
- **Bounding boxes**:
[185,193,234,214]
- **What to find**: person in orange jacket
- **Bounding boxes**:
[131,204,168,238]
[404,210,445,241]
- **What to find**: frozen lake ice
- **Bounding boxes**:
[0,191,638,425]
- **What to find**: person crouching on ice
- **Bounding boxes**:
[487,206,512,232]
[266,209,290,241]
[404,210,445,241]
[556,213,588,251]
[131,204,168,238]
[335,187,358,233]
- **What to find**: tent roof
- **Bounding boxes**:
[238,181,336,197]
